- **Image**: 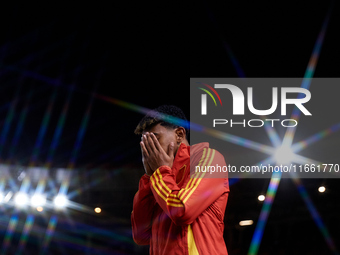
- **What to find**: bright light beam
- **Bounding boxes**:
[53,194,68,209]
[68,169,118,200]
[0,85,21,158]
[45,86,74,168]
[29,88,58,166]
[30,193,46,207]
[282,4,332,149]
[291,121,340,153]
[94,94,275,155]
[41,215,58,255]
[273,145,296,165]
[17,214,35,255]
[248,172,282,255]
[248,3,335,254]
[202,5,283,149]
[1,213,19,255]
[7,88,34,162]
[67,88,95,169]
[290,172,339,255]
[16,87,59,251]
[14,192,29,207]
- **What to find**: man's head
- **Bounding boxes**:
[134,105,189,155]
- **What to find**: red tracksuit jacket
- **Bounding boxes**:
[131,142,229,255]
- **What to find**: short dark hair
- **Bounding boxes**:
[134,105,189,140]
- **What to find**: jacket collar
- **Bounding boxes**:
[172,142,209,177]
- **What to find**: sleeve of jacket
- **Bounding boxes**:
[149,147,229,226]
[131,174,156,245]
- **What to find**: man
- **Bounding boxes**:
[131,105,229,255]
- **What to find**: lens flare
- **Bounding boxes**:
[54,194,68,209]
[14,192,29,207]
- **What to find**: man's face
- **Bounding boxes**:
[143,123,178,155]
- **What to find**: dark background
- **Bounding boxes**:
[0,1,339,254]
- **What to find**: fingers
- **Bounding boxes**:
[168,142,175,158]
[140,140,149,158]
[142,132,158,153]
[140,132,174,169]
[140,140,154,176]
[150,133,163,152]
[147,133,158,152]
[142,133,151,153]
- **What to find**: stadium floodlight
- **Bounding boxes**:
[239,220,254,226]
[31,194,46,207]
[258,195,265,201]
[273,145,295,165]
[36,206,44,212]
[14,192,29,207]
[318,186,326,193]
[54,194,68,209]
